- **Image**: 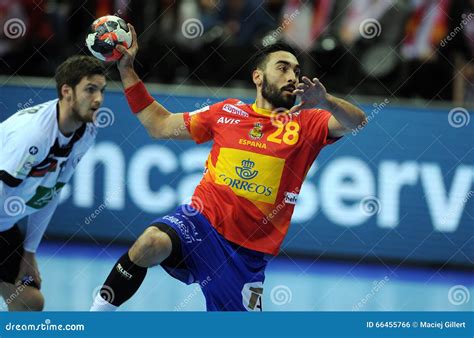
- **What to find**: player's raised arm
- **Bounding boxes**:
[115,25,191,140]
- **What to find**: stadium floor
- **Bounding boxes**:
[1,242,472,311]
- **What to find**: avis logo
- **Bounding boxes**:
[235,159,258,180]
[217,117,240,124]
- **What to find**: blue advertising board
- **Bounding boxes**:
[1,83,472,266]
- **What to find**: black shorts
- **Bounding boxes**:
[0,224,24,285]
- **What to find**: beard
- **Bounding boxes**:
[261,75,296,110]
[71,94,94,124]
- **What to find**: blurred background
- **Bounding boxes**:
[0,0,473,311]
[1,0,473,103]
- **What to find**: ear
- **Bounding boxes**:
[252,69,263,87]
[61,84,73,101]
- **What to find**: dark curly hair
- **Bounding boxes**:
[55,55,106,99]
[252,43,298,71]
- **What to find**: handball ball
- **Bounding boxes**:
[86,15,132,62]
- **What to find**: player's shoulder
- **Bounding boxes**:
[296,108,332,123]
[220,98,247,108]
[219,98,251,117]
[221,98,246,105]
[1,99,58,146]
[206,98,246,110]
[189,98,246,115]
[6,99,57,126]
[0,101,59,169]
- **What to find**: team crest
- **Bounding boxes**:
[249,122,263,140]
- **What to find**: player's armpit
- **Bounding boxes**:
[328,115,351,138]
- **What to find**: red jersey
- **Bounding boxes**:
[183,99,339,255]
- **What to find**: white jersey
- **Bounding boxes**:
[0,99,96,250]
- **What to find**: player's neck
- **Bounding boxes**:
[254,95,275,111]
[58,99,83,137]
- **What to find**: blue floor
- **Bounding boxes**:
[2,241,472,311]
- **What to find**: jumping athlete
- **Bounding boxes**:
[90,25,366,311]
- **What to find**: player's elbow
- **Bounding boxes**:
[358,109,367,124]
[147,127,172,140]
[351,110,367,130]
[146,126,164,139]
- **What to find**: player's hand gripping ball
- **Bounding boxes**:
[86,15,132,62]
